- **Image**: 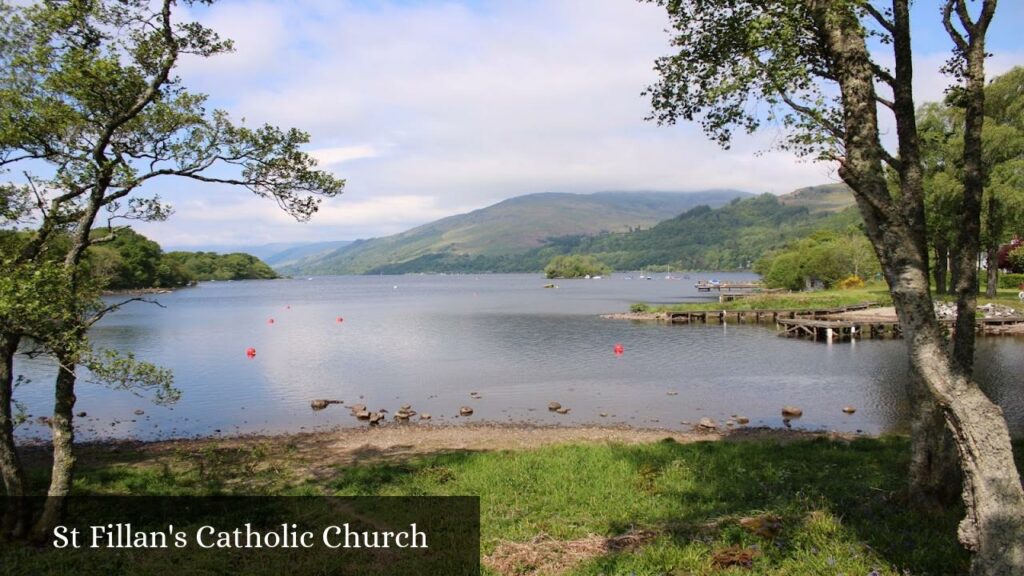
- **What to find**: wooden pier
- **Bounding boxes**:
[694,281,762,293]
[665,302,877,325]
[776,315,1024,342]
[666,303,1024,341]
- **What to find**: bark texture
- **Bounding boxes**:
[985,245,998,298]
[0,334,28,538]
[934,244,949,295]
[30,358,77,540]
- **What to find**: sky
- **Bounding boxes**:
[127,0,1024,249]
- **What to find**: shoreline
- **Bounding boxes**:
[600,307,1024,335]
[18,423,866,470]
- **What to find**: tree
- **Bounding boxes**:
[919,68,1024,299]
[756,230,879,290]
[643,0,1022,572]
[0,0,344,537]
[544,254,611,278]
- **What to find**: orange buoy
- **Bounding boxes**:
[336,317,344,323]
[246,347,256,358]
[613,343,624,355]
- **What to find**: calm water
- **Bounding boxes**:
[13,273,1024,441]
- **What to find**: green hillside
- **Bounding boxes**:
[282,187,862,275]
[279,191,750,275]
[537,194,862,271]
[778,183,856,213]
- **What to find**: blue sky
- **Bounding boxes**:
[128,0,1024,249]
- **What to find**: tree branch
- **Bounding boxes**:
[862,3,895,35]
[942,1,969,52]
[87,298,165,328]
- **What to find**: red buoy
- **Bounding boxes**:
[336,317,344,323]
[613,343,624,355]
[268,318,275,325]
[246,347,256,358]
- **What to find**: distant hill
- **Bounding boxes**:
[262,241,352,268]
[165,241,352,263]
[280,190,752,275]
[528,194,863,271]
[778,183,855,213]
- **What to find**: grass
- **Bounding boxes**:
[640,284,893,313]
[936,286,1023,312]
[33,435,1024,575]
[635,282,1022,316]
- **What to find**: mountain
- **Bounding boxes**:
[163,241,352,263]
[280,190,752,275]
[531,193,862,271]
[778,183,855,213]
[262,241,352,268]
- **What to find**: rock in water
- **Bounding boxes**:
[696,417,718,431]
[459,406,474,416]
[555,407,570,415]
[736,416,750,425]
[310,399,343,411]
[781,406,803,417]
[842,406,856,414]
[548,402,561,411]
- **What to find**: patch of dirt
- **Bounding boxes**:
[833,306,898,321]
[484,530,655,576]
[711,545,760,569]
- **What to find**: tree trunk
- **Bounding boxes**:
[949,245,962,295]
[985,245,998,297]
[934,244,948,295]
[30,356,77,540]
[909,382,960,504]
[950,0,994,376]
[0,333,29,539]
[809,1,1024,571]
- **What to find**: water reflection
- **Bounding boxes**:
[12,273,1022,440]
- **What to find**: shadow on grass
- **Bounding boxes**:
[39,435,1024,574]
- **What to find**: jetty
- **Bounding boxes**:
[666,302,876,325]
[777,313,1024,342]
[694,281,761,293]
[665,303,1024,341]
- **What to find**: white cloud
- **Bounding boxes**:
[309,145,382,166]
[130,0,1022,248]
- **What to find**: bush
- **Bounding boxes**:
[838,275,865,290]
[544,254,611,279]
[1009,246,1024,274]
[630,303,650,313]
[998,273,1024,289]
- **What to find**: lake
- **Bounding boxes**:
[12,273,1024,441]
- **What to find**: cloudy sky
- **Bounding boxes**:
[134,0,1024,249]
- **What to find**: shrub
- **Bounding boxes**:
[630,303,650,313]
[998,273,1024,289]
[838,275,866,290]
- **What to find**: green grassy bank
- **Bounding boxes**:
[634,282,1023,315]
[25,434,1024,575]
